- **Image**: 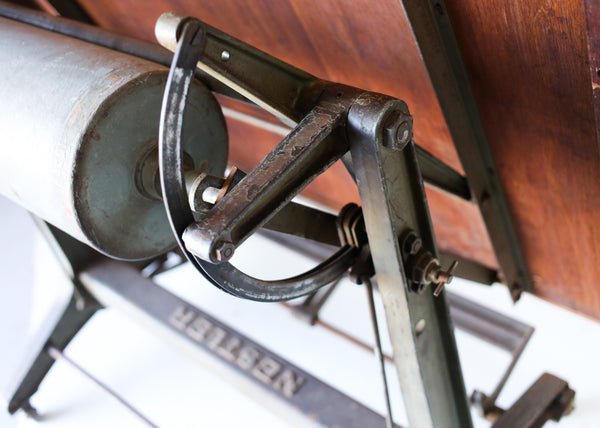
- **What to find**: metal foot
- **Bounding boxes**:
[7,292,99,414]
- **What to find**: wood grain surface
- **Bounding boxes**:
[445,0,600,316]
[585,0,600,152]
[57,0,600,318]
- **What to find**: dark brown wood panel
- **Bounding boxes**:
[74,0,600,318]
[584,0,600,151]
[445,0,600,316]
[75,0,497,266]
[75,0,462,170]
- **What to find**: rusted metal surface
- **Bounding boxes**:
[492,373,575,428]
[155,14,473,311]
[154,9,525,307]
[157,19,358,301]
[70,0,496,278]
[155,15,472,426]
[64,0,600,319]
[185,168,342,247]
[0,5,581,426]
[347,92,472,428]
[184,98,352,263]
[218,103,472,201]
[400,0,531,300]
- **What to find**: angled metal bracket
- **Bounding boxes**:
[6,219,101,415]
[401,0,532,299]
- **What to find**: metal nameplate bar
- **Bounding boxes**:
[168,304,305,398]
[79,259,397,428]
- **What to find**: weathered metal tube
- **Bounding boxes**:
[0,17,228,260]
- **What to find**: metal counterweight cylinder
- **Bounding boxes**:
[0,17,228,260]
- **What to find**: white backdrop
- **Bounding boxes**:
[1,195,598,428]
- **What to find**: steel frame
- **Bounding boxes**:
[0,3,572,427]
[400,0,532,299]
[5,219,572,427]
[153,14,473,427]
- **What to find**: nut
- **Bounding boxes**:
[401,230,422,256]
[510,282,522,302]
[413,252,440,285]
[213,240,235,262]
[411,251,440,293]
[382,110,413,150]
[432,260,458,297]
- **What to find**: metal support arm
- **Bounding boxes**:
[347,93,472,428]
[184,95,353,263]
[157,14,474,427]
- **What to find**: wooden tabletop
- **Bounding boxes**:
[52,0,600,320]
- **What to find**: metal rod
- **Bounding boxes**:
[46,345,159,428]
[348,92,473,428]
[222,106,291,137]
[413,145,471,200]
[400,0,532,299]
[0,1,241,100]
[0,1,471,204]
[79,258,393,428]
[317,318,395,363]
[221,105,472,202]
[280,300,397,363]
[0,2,169,64]
[363,276,394,428]
[446,291,534,416]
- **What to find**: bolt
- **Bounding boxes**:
[20,401,41,421]
[553,388,575,418]
[479,190,491,208]
[432,260,458,297]
[382,110,413,151]
[401,231,422,256]
[510,282,522,302]
[411,251,439,293]
[213,240,235,262]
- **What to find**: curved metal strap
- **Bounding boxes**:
[159,19,357,301]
